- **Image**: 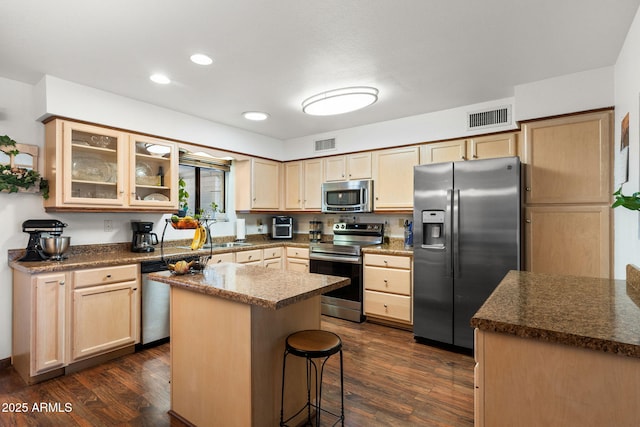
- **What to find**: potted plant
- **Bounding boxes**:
[178,177,189,217]
[0,135,48,199]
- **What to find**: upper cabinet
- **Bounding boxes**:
[420,132,518,164]
[43,119,178,212]
[283,158,323,211]
[324,152,372,181]
[523,112,611,204]
[235,158,281,211]
[372,146,420,211]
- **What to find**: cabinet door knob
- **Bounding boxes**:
[460,156,466,160]
[59,280,65,286]
[526,187,531,192]
[217,259,222,263]
[106,274,112,278]
[525,219,531,223]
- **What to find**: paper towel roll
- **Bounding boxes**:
[236,218,246,240]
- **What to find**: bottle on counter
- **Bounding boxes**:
[404,221,413,250]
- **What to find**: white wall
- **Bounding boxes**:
[613,7,640,278]
[35,75,284,161]
[514,66,615,121]
[0,76,47,360]
[282,97,518,160]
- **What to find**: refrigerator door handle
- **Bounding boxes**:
[446,189,453,277]
[452,189,460,278]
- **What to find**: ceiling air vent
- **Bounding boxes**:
[467,105,511,130]
[314,138,336,152]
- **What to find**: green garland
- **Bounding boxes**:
[612,187,640,211]
[0,134,49,199]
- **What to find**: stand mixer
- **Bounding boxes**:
[19,219,68,261]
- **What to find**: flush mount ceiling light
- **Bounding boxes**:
[242,111,270,121]
[190,53,213,65]
[150,73,171,84]
[302,86,379,116]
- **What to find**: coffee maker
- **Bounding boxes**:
[19,219,68,261]
[131,221,159,252]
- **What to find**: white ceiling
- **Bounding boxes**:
[1,1,639,141]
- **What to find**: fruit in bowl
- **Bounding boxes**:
[168,260,194,275]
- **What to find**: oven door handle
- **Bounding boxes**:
[309,253,362,264]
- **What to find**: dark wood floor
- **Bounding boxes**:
[0,317,474,426]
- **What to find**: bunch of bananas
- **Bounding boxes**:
[190,224,208,250]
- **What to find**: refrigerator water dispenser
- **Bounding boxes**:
[422,210,445,248]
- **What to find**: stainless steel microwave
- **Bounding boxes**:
[321,179,373,213]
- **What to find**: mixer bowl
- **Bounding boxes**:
[40,236,70,259]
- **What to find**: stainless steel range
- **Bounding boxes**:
[309,222,384,322]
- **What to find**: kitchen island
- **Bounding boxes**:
[149,263,350,427]
[471,268,640,427]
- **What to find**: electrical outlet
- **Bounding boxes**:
[257,219,263,226]
[104,220,113,232]
[327,218,334,227]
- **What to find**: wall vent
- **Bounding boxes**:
[467,105,511,130]
[314,138,336,152]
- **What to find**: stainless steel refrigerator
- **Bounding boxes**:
[413,156,520,350]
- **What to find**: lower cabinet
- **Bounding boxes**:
[286,246,309,272]
[236,249,263,266]
[71,264,139,361]
[208,252,235,265]
[11,264,140,384]
[33,272,67,375]
[363,253,413,325]
[263,247,283,269]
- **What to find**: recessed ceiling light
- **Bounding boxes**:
[242,111,270,121]
[150,74,171,85]
[190,53,213,65]
[302,86,379,116]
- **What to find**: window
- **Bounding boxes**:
[179,164,226,216]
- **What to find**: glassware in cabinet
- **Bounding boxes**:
[129,136,177,206]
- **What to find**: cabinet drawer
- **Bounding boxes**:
[364,290,411,322]
[263,247,283,260]
[364,266,411,295]
[264,258,282,269]
[286,246,309,259]
[236,249,263,264]
[364,253,411,269]
[73,264,138,288]
[208,252,235,265]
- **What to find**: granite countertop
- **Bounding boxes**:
[361,238,413,256]
[149,263,350,310]
[8,238,310,274]
[471,268,640,358]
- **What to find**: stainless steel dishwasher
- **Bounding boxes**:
[140,259,172,346]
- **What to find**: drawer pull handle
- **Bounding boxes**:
[384,279,388,286]
[217,259,222,263]
[106,274,112,278]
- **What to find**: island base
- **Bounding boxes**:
[170,287,321,427]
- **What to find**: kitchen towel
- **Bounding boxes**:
[236,218,246,241]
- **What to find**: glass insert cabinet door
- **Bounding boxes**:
[62,122,126,206]
[128,135,177,207]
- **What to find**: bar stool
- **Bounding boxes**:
[280,330,344,426]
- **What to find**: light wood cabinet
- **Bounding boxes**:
[523,112,611,204]
[372,146,420,211]
[71,264,139,361]
[286,246,309,272]
[235,249,263,266]
[522,111,612,278]
[524,206,610,278]
[420,133,518,164]
[208,252,235,265]
[263,247,283,269]
[33,273,67,375]
[235,158,281,211]
[475,329,640,427]
[363,253,412,324]
[283,159,323,211]
[12,270,68,383]
[324,152,372,182]
[43,119,179,212]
